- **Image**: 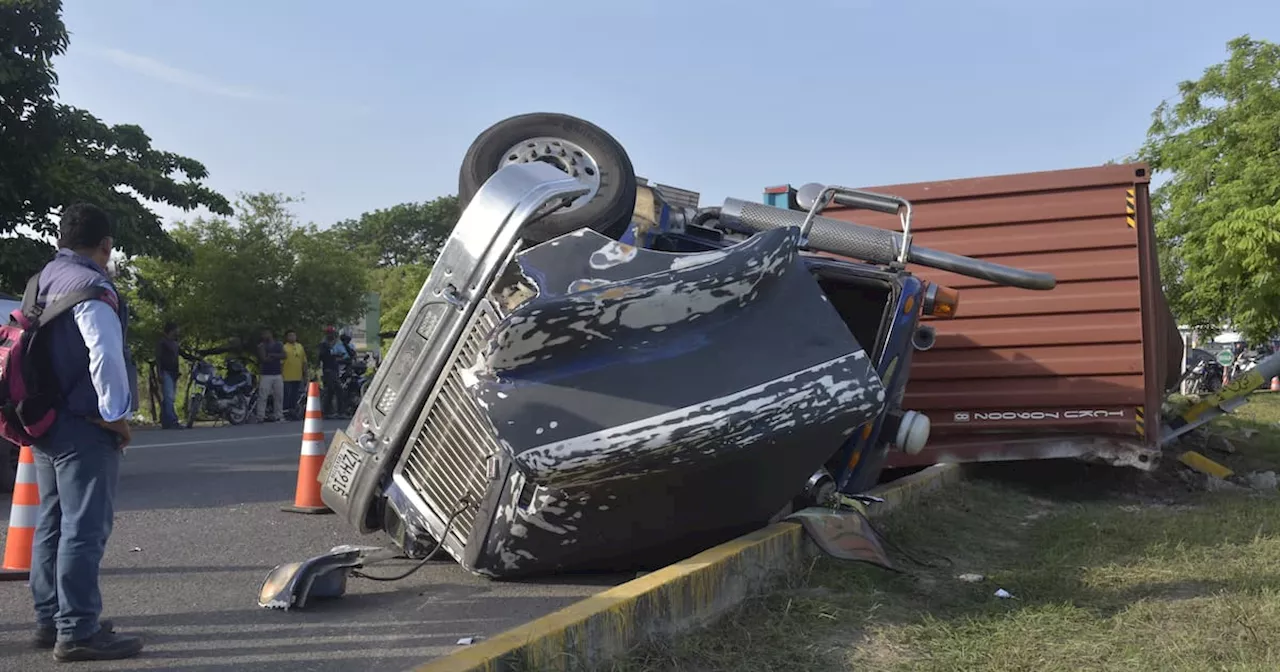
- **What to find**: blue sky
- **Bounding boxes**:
[54,0,1280,229]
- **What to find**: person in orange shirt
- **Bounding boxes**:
[281,329,308,420]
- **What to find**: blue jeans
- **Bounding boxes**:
[283,380,302,417]
[30,414,121,643]
[160,371,179,428]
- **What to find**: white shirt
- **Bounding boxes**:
[71,282,133,423]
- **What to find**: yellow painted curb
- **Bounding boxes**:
[1178,450,1234,480]
[412,463,963,672]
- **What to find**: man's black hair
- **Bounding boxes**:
[57,203,115,250]
[163,321,178,335]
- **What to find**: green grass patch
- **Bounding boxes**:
[617,459,1280,672]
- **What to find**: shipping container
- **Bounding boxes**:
[764,163,1182,470]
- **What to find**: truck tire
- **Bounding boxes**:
[458,113,637,244]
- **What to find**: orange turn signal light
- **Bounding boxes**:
[922,282,960,318]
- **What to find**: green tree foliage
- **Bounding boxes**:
[333,196,460,339]
[1138,35,1280,343]
[334,196,459,267]
[369,264,431,335]
[123,193,369,361]
[0,0,230,293]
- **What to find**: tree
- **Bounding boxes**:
[334,196,459,268]
[1138,35,1280,343]
[123,193,369,361]
[332,195,460,342]
[369,264,431,335]
[0,0,231,293]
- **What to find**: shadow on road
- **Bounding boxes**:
[0,591,570,672]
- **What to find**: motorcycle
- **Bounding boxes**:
[185,356,257,427]
[334,354,374,417]
[1230,348,1264,381]
[281,381,311,421]
[1180,355,1223,396]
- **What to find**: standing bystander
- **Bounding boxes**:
[318,326,342,417]
[254,328,285,422]
[155,321,183,429]
[281,329,308,419]
[27,203,144,661]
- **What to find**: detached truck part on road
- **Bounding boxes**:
[764,163,1182,471]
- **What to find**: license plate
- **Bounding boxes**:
[325,435,365,499]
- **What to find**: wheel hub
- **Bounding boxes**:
[499,136,601,212]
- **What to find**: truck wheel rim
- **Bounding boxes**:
[498,136,601,212]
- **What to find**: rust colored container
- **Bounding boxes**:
[768,163,1182,469]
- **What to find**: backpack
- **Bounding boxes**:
[0,273,111,446]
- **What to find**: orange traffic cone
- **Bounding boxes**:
[1,445,38,581]
[282,382,332,514]
[1271,377,1280,391]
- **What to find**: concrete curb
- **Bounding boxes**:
[412,463,965,672]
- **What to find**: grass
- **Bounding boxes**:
[614,394,1280,672]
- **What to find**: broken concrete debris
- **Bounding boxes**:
[1245,470,1278,491]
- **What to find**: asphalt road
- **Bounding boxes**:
[0,422,628,671]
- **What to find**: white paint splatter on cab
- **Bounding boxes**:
[514,350,882,485]
[588,241,639,269]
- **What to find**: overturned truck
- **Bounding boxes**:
[281,113,1060,587]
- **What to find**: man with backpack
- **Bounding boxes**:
[0,204,145,661]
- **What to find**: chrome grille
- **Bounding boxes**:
[399,299,502,546]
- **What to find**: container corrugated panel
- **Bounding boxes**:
[810,163,1181,462]
[653,183,700,210]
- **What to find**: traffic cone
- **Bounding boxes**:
[282,382,332,514]
[1,445,38,581]
[1271,377,1280,391]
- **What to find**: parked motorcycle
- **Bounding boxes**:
[1230,348,1264,381]
[334,354,374,417]
[1172,350,1223,399]
[280,381,311,421]
[185,356,257,427]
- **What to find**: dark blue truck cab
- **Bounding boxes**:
[305,114,1054,581]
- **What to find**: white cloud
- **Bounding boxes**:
[97,47,279,102]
